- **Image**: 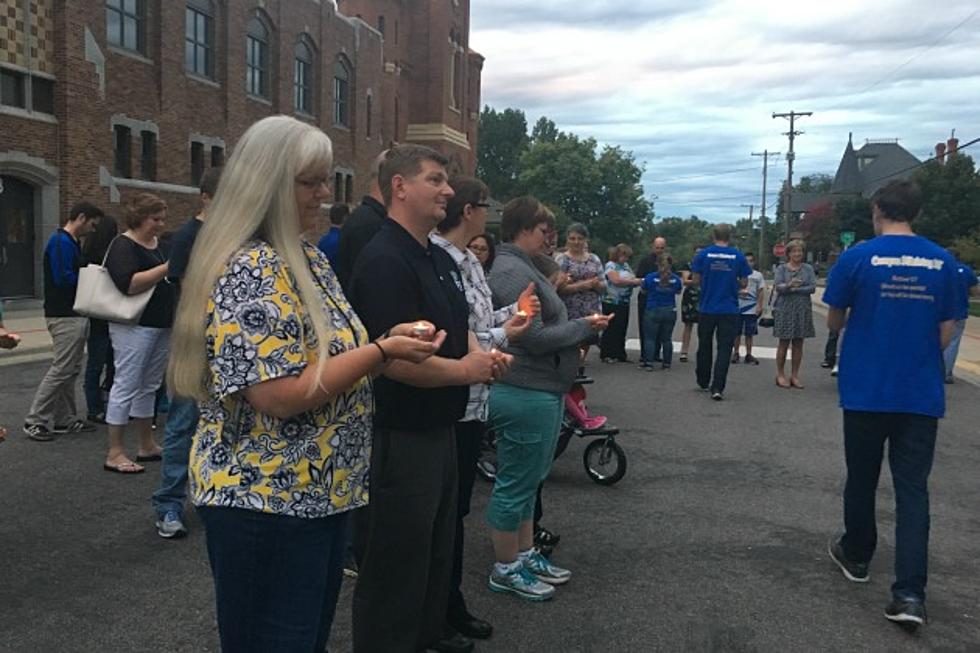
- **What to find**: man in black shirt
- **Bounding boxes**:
[24,202,103,441]
[151,167,221,539]
[335,150,388,292]
[348,145,504,653]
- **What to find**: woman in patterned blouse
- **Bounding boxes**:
[168,116,443,653]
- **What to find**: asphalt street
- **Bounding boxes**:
[1,312,979,652]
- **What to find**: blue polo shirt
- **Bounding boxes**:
[691,245,751,314]
[642,273,682,309]
[953,260,978,320]
[823,235,958,418]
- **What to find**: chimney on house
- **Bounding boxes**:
[935,142,947,164]
[947,136,959,159]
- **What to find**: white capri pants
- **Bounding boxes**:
[106,323,171,426]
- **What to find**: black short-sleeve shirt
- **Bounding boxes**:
[104,236,176,328]
[348,218,470,431]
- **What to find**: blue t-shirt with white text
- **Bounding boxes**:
[642,272,682,309]
[691,245,751,314]
[823,235,957,418]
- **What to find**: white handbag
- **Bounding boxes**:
[73,236,156,324]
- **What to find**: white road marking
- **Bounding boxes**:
[625,339,796,360]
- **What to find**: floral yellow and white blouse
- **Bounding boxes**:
[189,240,372,518]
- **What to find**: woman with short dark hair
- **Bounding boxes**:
[485,196,609,601]
[468,233,495,272]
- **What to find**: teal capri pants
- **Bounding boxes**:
[485,383,563,531]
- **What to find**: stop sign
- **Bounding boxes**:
[773,243,786,257]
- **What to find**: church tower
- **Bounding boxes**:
[337,0,484,174]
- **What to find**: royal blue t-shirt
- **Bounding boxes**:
[317,226,342,269]
[953,261,978,320]
[642,272,682,309]
[691,245,751,314]
[823,235,958,418]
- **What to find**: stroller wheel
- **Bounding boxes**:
[583,438,627,485]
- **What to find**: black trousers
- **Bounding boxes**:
[353,426,458,653]
[599,301,631,361]
[696,313,737,392]
[448,420,484,619]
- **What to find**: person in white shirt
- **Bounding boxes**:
[733,252,766,365]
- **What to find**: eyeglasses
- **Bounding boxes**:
[473,202,491,208]
[295,176,329,190]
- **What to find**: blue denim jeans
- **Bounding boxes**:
[198,506,350,653]
[151,396,198,519]
[841,411,937,602]
[643,306,677,366]
[942,319,966,380]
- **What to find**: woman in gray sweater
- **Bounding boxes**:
[485,197,608,602]
[773,239,816,388]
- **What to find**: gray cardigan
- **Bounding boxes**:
[488,244,593,394]
[773,262,816,307]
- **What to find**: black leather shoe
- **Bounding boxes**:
[448,612,493,640]
[428,632,474,653]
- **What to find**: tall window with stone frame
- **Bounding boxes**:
[293,39,314,115]
[185,0,214,78]
[333,58,352,127]
[106,0,144,53]
[245,17,270,98]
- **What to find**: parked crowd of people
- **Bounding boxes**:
[2,111,978,648]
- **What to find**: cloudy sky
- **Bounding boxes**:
[470,0,980,222]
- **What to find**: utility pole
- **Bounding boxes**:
[773,110,812,242]
[751,149,779,269]
[739,203,754,253]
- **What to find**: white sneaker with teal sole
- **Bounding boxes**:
[523,550,572,585]
[488,565,555,601]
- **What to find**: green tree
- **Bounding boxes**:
[531,116,560,143]
[475,106,529,201]
[834,196,873,243]
[797,174,833,194]
[913,154,980,245]
[798,199,837,259]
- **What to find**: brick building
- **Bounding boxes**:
[0,0,483,299]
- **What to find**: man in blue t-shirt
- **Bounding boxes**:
[823,180,958,628]
[317,203,349,269]
[941,247,979,384]
[690,223,750,400]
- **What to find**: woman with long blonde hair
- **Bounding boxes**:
[169,115,442,652]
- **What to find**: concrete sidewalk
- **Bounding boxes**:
[3,295,980,385]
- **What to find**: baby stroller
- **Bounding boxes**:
[476,376,627,486]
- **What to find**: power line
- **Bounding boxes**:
[852,8,980,98]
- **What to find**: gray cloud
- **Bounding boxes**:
[471,0,712,30]
[471,1,980,220]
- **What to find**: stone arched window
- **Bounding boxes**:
[333,56,353,127]
[245,15,271,98]
[294,37,315,114]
